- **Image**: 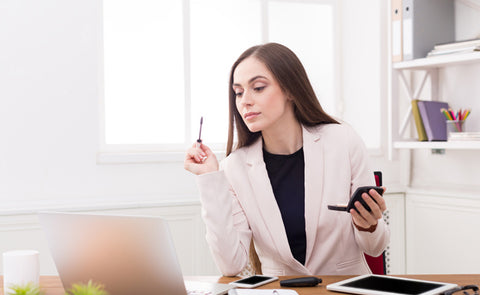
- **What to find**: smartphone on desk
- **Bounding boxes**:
[328,186,383,213]
[229,275,278,288]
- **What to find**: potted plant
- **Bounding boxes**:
[6,283,44,295]
[65,280,109,295]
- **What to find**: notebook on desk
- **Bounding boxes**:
[39,212,233,295]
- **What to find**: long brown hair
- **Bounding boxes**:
[226,42,338,156]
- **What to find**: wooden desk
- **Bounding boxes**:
[1,274,479,295]
[221,275,480,294]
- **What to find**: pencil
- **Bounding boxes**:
[441,108,452,120]
[448,108,456,120]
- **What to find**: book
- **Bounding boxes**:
[433,38,480,50]
[427,45,480,57]
[411,100,427,141]
[448,132,480,141]
[402,0,454,60]
[391,0,403,62]
[427,38,480,57]
[417,100,449,141]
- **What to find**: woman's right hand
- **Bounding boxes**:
[184,142,219,175]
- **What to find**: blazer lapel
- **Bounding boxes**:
[245,138,310,273]
[244,139,303,267]
[302,126,325,265]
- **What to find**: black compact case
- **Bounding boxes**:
[328,186,383,213]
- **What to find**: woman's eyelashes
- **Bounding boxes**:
[234,85,266,98]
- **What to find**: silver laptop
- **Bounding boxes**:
[39,212,233,295]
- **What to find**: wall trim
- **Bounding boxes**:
[0,196,201,216]
[96,150,226,164]
[406,187,480,200]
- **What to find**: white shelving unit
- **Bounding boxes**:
[389,51,480,157]
[393,51,480,70]
[393,139,480,149]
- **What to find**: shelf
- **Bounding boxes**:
[389,51,480,157]
[393,140,480,150]
[393,51,480,70]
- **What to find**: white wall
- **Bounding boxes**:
[0,0,199,212]
[0,1,402,216]
[341,0,405,189]
[8,0,474,276]
[0,0,208,276]
[340,0,408,274]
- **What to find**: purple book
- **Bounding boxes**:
[417,100,449,141]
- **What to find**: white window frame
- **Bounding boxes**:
[98,0,341,164]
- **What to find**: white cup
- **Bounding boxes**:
[3,250,40,293]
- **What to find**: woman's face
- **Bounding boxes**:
[232,56,293,134]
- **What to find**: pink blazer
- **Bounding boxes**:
[196,123,390,276]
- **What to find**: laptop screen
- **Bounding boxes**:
[39,212,189,295]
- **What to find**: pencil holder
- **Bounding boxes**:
[446,120,465,138]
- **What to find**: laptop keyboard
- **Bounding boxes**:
[184,280,232,295]
[187,290,214,295]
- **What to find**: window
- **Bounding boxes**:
[101,0,339,152]
[103,0,185,146]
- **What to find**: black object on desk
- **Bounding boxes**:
[280,277,322,287]
[442,284,479,295]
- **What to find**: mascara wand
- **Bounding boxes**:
[196,116,203,148]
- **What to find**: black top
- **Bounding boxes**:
[263,147,306,265]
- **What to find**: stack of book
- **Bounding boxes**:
[448,132,480,141]
[411,100,449,141]
[427,39,480,57]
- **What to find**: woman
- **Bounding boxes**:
[184,43,390,276]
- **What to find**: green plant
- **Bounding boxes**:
[65,280,109,295]
[6,282,44,295]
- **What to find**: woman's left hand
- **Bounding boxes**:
[349,187,387,232]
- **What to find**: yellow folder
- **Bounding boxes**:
[411,99,427,141]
